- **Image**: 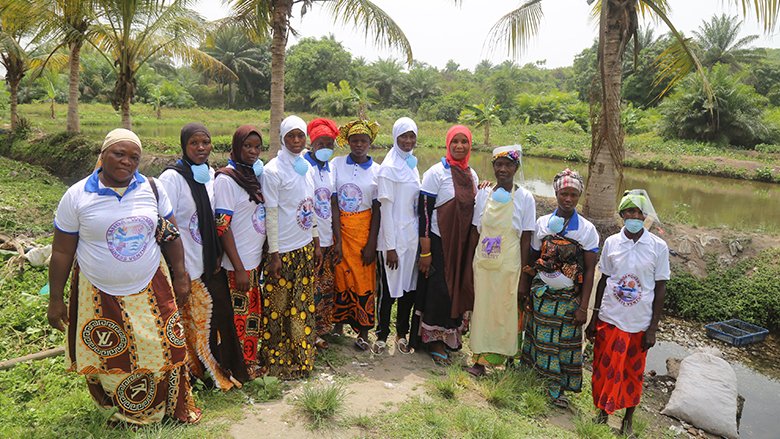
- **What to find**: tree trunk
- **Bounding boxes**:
[269,0,293,152]
[156,105,161,120]
[121,97,132,129]
[66,41,82,133]
[583,0,634,231]
[9,79,19,131]
[50,100,55,119]
[484,123,490,147]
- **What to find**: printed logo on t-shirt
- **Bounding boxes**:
[297,197,315,230]
[188,212,201,244]
[314,187,332,219]
[338,183,363,212]
[612,273,642,306]
[105,216,155,262]
[252,203,266,235]
[479,235,502,259]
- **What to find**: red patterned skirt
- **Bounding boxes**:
[591,320,647,414]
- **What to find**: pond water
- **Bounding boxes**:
[647,341,780,439]
[389,149,780,232]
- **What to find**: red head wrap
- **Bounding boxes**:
[445,125,473,170]
[307,118,339,143]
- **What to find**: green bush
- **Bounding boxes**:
[659,64,773,147]
[515,92,589,130]
[754,143,780,153]
[666,249,780,331]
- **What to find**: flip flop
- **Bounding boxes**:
[315,337,329,349]
[465,365,486,377]
[552,394,569,409]
[371,340,387,354]
[396,337,413,354]
[430,351,451,367]
[354,337,370,351]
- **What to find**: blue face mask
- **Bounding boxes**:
[624,218,644,234]
[191,163,211,184]
[548,215,565,234]
[293,156,309,176]
[314,148,333,162]
[405,154,418,169]
[252,159,264,177]
[491,187,511,204]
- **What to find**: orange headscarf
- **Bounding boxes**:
[445,125,473,170]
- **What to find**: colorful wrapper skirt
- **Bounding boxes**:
[66,264,200,425]
[314,246,335,337]
[260,243,317,380]
[521,282,583,399]
[227,267,263,378]
[591,320,647,414]
[333,209,376,331]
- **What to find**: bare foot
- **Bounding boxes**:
[595,410,608,424]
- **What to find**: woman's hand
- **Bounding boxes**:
[573,307,587,326]
[418,254,432,277]
[361,242,377,266]
[386,249,399,270]
[314,245,323,271]
[332,241,343,266]
[234,269,250,292]
[47,299,69,331]
[268,253,282,280]
[172,271,191,306]
[478,180,494,190]
[585,316,598,342]
[642,329,657,351]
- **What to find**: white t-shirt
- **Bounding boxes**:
[158,167,215,279]
[472,185,537,236]
[263,154,315,253]
[332,155,379,213]
[54,171,173,296]
[532,210,600,289]
[598,228,671,333]
[305,152,335,247]
[377,178,420,252]
[420,159,479,237]
[213,169,266,271]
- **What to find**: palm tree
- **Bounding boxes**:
[23,0,99,133]
[0,5,52,130]
[693,14,762,69]
[366,58,405,105]
[487,0,779,228]
[92,0,233,129]
[230,0,412,151]
[460,98,502,147]
[202,24,269,108]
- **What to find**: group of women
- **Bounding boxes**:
[47,115,669,436]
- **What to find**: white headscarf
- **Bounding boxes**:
[279,115,308,160]
[378,117,420,183]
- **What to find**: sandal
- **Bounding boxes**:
[371,340,387,354]
[315,337,329,349]
[430,351,451,367]
[354,337,370,351]
[396,337,413,354]
[552,394,569,409]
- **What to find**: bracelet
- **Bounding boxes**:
[420,252,432,258]
[590,307,600,311]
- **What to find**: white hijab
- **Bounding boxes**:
[279,115,308,162]
[378,117,420,183]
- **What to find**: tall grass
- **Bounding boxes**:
[295,383,347,429]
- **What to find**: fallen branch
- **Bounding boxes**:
[0,347,65,371]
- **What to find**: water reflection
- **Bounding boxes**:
[393,149,780,232]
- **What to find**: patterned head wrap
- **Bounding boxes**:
[553,168,584,193]
[336,119,379,147]
[619,191,649,214]
[491,145,521,164]
[307,118,339,142]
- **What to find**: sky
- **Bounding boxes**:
[195,0,780,70]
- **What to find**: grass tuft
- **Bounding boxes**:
[295,383,347,429]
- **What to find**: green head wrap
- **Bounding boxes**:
[618,192,648,215]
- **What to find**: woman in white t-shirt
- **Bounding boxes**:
[374,117,421,355]
[47,128,201,425]
[303,117,340,349]
[158,123,246,389]
[214,125,267,379]
[519,168,599,408]
[467,146,536,377]
[413,125,480,366]
[260,115,322,380]
[587,190,670,438]
[331,119,381,351]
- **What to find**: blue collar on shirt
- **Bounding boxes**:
[552,208,580,236]
[440,157,450,169]
[84,168,145,201]
[346,154,373,169]
[304,151,329,171]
